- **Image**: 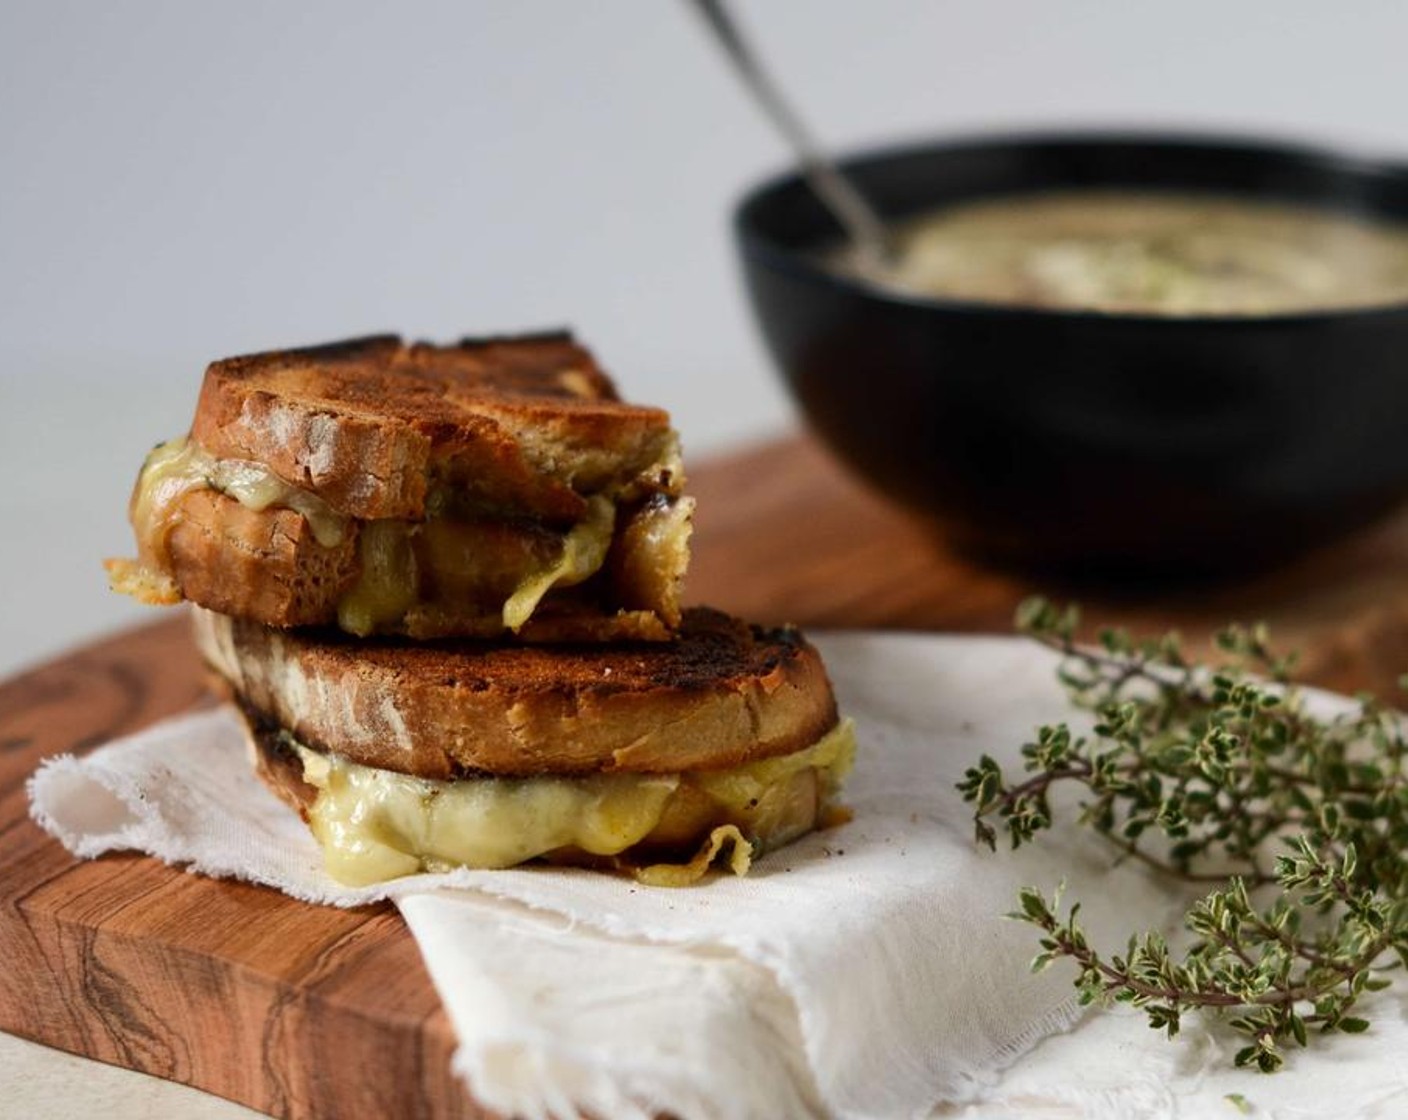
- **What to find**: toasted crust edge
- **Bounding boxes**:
[194,607,839,780]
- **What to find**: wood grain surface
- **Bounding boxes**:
[4,433,1408,1118]
[0,620,480,1119]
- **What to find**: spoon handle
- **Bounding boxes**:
[689,0,893,267]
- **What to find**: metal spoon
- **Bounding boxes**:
[689,0,895,270]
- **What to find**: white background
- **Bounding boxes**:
[3,0,1408,680]
[4,3,1408,1114]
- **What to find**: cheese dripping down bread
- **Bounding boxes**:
[194,607,853,886]
[106,332,692,642]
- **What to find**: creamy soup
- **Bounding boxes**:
[834,192,1408,315]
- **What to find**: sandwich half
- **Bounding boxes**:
[108,332,692,641]
[194,607,855,886]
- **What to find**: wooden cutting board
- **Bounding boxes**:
[4,434,1408,1119]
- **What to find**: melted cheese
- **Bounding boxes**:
[336,520,421,636]
[133,437,348,555]
[501,495,616,631]
[297,719,856,887]
[207,458,348,547]
[333,500,617,637]
[114,436,349,602]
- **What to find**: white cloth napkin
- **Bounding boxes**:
[28,633,1224,1119]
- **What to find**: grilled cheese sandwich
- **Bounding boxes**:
[107,332,692,640]
[199,606,850,885]
[107,330,854,886]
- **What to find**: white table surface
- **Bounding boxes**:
[7,1,1408,1115]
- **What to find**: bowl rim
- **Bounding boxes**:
[733,126,1408,327]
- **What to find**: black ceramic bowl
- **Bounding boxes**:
[734,132,1408,575]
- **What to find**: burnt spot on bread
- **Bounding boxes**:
[234,699,320,818]
[454,327,575,349]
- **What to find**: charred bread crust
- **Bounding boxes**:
[242,706,318,822]
[189,332,679,522]
[194,606,839,780]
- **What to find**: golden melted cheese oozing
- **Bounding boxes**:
[332,497,616,636]
[133,437,348,559]
[500,495,615,630]
[334,519,422,636]
[296,719,856,887]
[113,436,348,602]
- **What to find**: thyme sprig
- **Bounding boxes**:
[958,598,1408,1072]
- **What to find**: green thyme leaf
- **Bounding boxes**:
[960,599,1408,1073]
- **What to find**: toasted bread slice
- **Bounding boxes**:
[163,490,361,626]
[210,604,853,885]
[191,332,678,521]
[108,331,691,639]
[194,606,839,780]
